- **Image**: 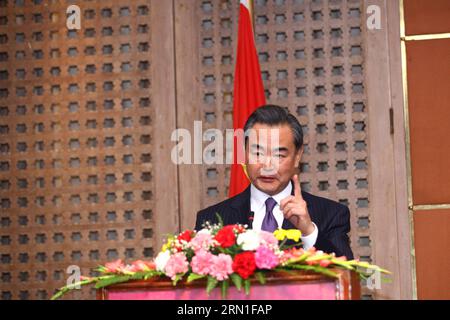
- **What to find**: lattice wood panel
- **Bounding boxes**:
[197,0,237,207]
[0,0,155,299]
[196,0,372,297]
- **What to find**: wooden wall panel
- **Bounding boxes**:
[406,39,450,205]
[364,0,413,300]
[413,210,450,299]
[0,0,170,300]
[403,0,450,36]
[174,0,203,231]
[150,1,180,249]
[402,0,450,300]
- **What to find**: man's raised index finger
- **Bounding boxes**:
[293,174,303,199]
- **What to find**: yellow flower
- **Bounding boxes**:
[273,229,285,241]
[161,238,174,252]
[286,229,302,242]
[273,229,302,242]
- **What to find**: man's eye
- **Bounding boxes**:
[274,154,286,158]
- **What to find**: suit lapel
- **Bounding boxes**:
[228,185,251,225]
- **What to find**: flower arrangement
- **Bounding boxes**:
[51,216,389,300]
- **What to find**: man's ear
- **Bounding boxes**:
[295,146,304,168]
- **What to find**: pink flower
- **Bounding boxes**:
[164,252,189,280]
[210,254,233,281]
[191,250,214,275]
[255,246,279,270]
[284,247,305,259]
[121,264,139,273]
[131,260,155,272]
[104,259,126,273]
[319,259,332,267]
[258,231,278,247]
[190,230,215,252]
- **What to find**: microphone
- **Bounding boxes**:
[248,211,255,229]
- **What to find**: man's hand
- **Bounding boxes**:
[280,174,315,236]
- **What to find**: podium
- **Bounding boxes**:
[97,269,360,300]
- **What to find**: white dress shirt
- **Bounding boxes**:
[250,181,318,250]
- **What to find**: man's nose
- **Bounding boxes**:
[262,155,279,173]
[263,155,273,168]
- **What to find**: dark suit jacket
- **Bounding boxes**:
[195,184,354,259]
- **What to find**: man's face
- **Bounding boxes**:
[245,123,303,196]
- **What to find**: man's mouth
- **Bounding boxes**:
[258,176,277,183]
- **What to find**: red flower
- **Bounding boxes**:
[232,252,256,279]
[178,230,194,243]
[234,225,246,234]
[214,225,237,248]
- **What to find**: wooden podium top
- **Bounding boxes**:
[97,269,361,300]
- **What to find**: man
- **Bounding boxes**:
[195,105,353,259]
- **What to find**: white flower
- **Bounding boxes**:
[196,228,211,235]
[155,250,171,272]
[237,230,261,251]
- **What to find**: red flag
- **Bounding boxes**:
[229,0,266,197]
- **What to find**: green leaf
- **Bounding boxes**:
[51,277,101,300]
[230,273,243,291]
[50,289,67,300]
[144,271,161,280]
[96,266,108,273]
[214,212,224,227]
[130,272,146,280]
[273,267,296,275]
[243,279,251,295]
[330,260,356,271]
[286,264,338,278]
[221,280,229,300]
[278,238,288,250]
[381,276,393,284]
[95,275,131,289]
[172,274,183,286]
[254,272,266,285]
[187,273,206,283]
[206,276,219,295]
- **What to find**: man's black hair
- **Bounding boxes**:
[243,104,304,150]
